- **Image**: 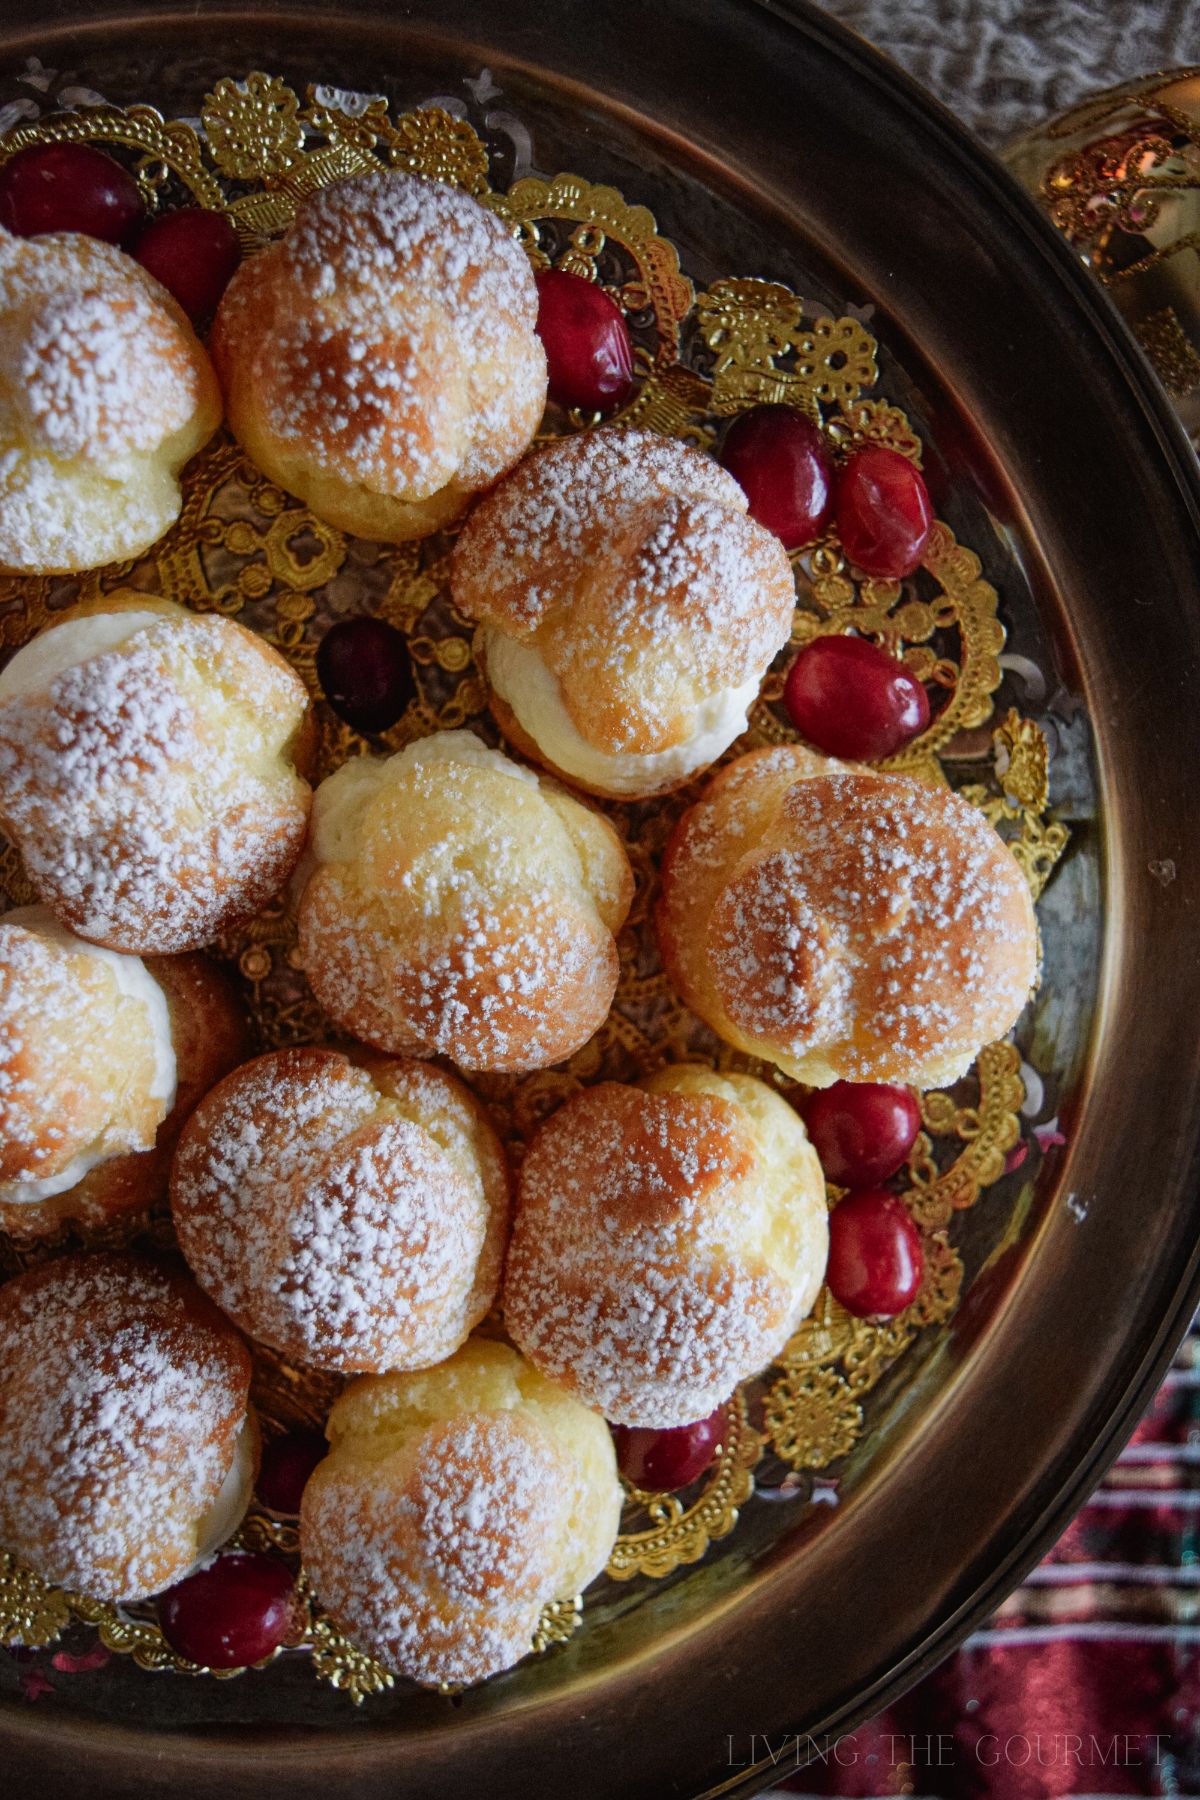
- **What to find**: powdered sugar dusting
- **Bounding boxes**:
[213,170,546,502]
[0,1254,250,1601]
[413,1416,562,1604]
[298,733,630,1073]
[172,1050,503,1373]
[699,764,1038,1083]
[0,611,311,952]
[504,1082,798,1427]
[0,228,218,571]
[302,1409,566,1687]
[452,428,795,758]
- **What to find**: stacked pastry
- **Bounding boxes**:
[0,161,1039,1689]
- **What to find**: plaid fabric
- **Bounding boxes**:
[770,1328,1200,1797]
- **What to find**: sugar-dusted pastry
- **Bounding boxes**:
[296,731,633,1073]
[0,227,221,574]
[300,1336,621,1687]
[211,170,547,543]
[657,744,1039,1089]
[0,1253,256,1601]
[450,429,796,799]
[172,1047,510,1374]
[0,593,315,954]
[0,906,247,1239]
[503,1066,827,1428]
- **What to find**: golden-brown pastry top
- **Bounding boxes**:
[0,908,248,1239]
[0,1252,253,1601]
[0,227,221,574]
[297,731,633,1073]
[657,744,1039,1088]
[0,597,314,953]
[503,1065,828,1427]
[451,429,796,796]
[211,170,546,542]
[300,1337,621,1687]
[171,1047,510,1375]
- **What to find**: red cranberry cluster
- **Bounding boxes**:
[256,1429,327,1515]
[719,404,932,580]
[0,140,240,323]
[802,1081,925,1318]
[317,616,415,735]
[719,405,935,764]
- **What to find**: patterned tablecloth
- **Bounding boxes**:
[772,6,1200,1796]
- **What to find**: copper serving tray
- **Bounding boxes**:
[1,3,1200,1796]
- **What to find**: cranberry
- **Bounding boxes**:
[256,1429,326,1514]
[835,445,933,579]
[612,1408,725,1490]
[133,207,240,323]
[783,634,930,761]
[158,1551,296,1670]
[801,1081,921,1187]
[826,1189,924,1318]
[535,268,635,413]
[317,617,415,734]
[719,406,833,548]
[0,142,143,244]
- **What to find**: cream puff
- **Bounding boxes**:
[0,594,315,954]
[0,905,248,1239]
[211,170,547,542]
[450,429,796,799]
[656,744,1039,1088]
[296,731,633,1073]
[0,227,221,574]
[172,1047,510,1374]
[300,1336,621,1687]
[503,1065,828,1428]
[0,1252,256,1601]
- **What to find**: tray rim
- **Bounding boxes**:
[0,2,1199,1795]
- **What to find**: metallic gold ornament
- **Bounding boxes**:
[306,1594,395,1704]
[906,1041,1027,1230]
[0,1550,70,1649]
[608,1392,762,1580]
[1005,68,1200,446]
[960,711,1071,900]
[202,73,304,179]
[531,1596,583,1653]
[695,277,877,417]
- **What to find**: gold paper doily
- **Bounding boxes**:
[0,73,1069,1699]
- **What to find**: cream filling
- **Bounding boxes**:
[0,906,177,1205]
[0,608,170,702]
[484,630,761,796]
[307,753,393,869]
[308,729,538,870]
[193,1414,256,1566]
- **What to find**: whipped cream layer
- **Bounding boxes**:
[484,629,760,796]
[0,905,177,1204]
